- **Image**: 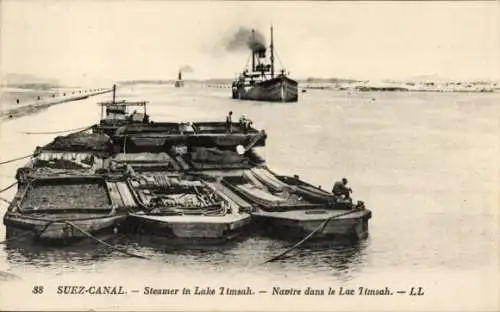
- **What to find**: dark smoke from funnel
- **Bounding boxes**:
[224,27,266,53]
[179,65,194,73]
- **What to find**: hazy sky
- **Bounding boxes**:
[1,1,499,85]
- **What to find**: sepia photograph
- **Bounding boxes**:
[0,1,498,311]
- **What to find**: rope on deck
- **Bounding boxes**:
[262,209,362,264]
[21,125,93,135]
[0,154,33,166]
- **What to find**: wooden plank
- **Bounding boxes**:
[106,182,125,207]
[250,168,290,191]
[207,182,253,210]
[237,184,287,204]
[116,182,137,208]
[243,170,266,188]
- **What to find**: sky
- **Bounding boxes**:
[1,1,499,85]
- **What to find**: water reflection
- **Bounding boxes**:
[3,236,126,267]
[3,231,369,281]
[268,238,369,281]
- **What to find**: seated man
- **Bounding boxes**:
[332,178,352,200]
[180,122,195,134]
[239,114,253,134]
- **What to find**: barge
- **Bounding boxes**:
[110,152,252,243]
[217,168,371,241]
[3,86,372,246]
[3,133,132,244]
[4,176,130,244]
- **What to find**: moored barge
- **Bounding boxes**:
[3,132,133,245]
[3,85,372,246]
[110,152,252,243]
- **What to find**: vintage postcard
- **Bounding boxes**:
[0,1,498,311]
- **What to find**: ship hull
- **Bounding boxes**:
[233,76,298,102]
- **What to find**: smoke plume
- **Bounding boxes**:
[179,65,194,73]
[224,27,266,53]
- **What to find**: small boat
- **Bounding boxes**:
[220,167,372,241]
[231,26,298,102]
[94,84,151,136]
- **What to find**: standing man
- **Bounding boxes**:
[332,178,352,200]
[226,111,233,133]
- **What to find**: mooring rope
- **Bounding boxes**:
[22,125,92,135]
[0,154,33,166]
[0,182,17,194]
[63,221,150,260]
[0,216,151,261]
[0,197,12,205]
[263,208,362,264]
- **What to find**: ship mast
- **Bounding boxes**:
[270,25,274,78]
[251,29,256,72]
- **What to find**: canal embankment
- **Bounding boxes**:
[1,88,112,120]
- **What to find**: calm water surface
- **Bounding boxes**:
[0,85,498,311]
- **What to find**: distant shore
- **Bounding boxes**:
[118,78,499,93]
[300,80,499,93]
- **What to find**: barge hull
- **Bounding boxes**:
[251,209,372,241]
[4,214,127,245]
[124,214,252,243]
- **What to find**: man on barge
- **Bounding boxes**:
[332,178,352,200]
[239,114,253,134]
[226,111,233,133]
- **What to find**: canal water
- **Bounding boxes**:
[0,84,498,311]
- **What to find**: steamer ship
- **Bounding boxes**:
[231,26,298,103]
